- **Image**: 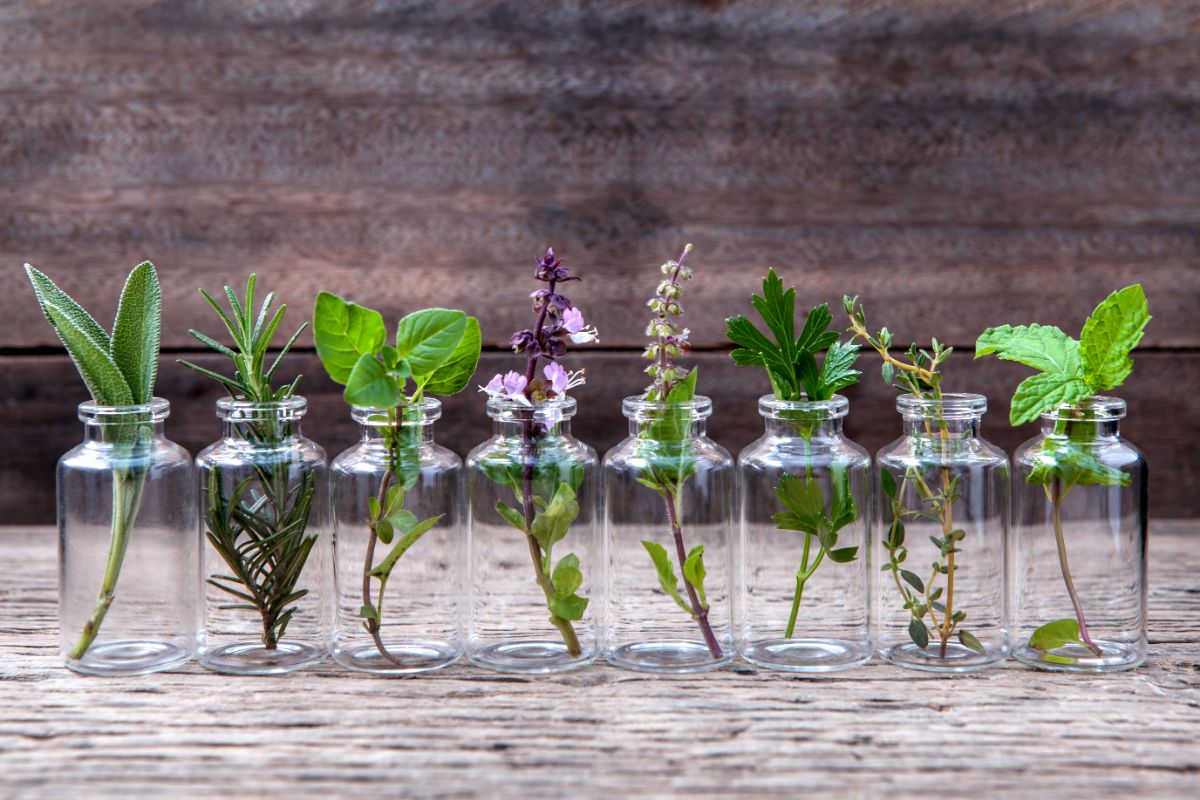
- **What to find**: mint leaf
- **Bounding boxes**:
[420,316,481,395]
[1010,372,1093,426]
[641,540,692,616]
[975,323,1081,376]
[109,261,162,404]
[1027,438,1130,487]
[1079,284,1150,391]
[1029,618,1086,651]
[313,291,387,385]
[344,353,402,408]
[395,308,468,376]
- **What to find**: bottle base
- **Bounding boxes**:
[881,641,1007,673]
[333,640,460,675]
[1013,641,1144,672]
[606,639,732,674]
[65,639,192,676]
[199,639,325,675]
[742,637,871,673]
[469,639,595,674]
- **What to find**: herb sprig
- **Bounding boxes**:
[25,261,162,660]
[726,271,862,638]
[314,293,480,666]
[976,284,1150,657]
[180,275,317,650]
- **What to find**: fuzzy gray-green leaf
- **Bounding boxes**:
[110,261,161,404]
[43,298,134,406]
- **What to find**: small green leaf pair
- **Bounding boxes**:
[313,292,481,409]
[641,540,709,618]
[773,471,858,564]
[976,284,1151,425]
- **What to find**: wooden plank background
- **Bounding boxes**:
[1,0,1197,521]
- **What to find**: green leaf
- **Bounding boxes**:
[312,291,387,385]
[383,484,405,518]
[25,264,134,406]
[551,553,583,596]
[752,269,796,358]
[908,617,929,649]
[494,501,527,532]
[774,473,826,533]
[1029,618,1086,651]
[975,323,1082,376]
[641,540,692,616]
[109,261,161,404]
[1027,437,1130,488]
[827,546,858,563]
[370,514,442,580]
[645,367,700,442]
[1079,284,1150,392]
[548,592,589,621]
[1010,372,1094,425]
[395,308,469,376]
[958,630,985,654]
[682,545,708,609]
[900,569,925,593]
[344,353,402,409]
[530,483,579,552]
[375,518,394,545]
[815,340,861,399]
[359,604,379,623]
[421,316,481,395]
[830,465,856,530]
[880,468,897,499]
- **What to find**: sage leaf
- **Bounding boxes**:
[313,291,387,384]
[109,261,161,404]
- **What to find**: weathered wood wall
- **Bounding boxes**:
[1,1,1197,521]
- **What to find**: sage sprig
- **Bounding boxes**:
[726,271,861,638]
[314,293,480,665]
[180,275,317,650]
[25,261,162,660]
[976,284,1150,657]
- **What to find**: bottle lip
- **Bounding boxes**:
[758,394,847,420]
[351,398,442,426]
[622,395,712,420]
[1041,395,1126,422]
[486,395,577,421]
[896,392,987,420]
[216,395,307,421]
[78,397,170,423]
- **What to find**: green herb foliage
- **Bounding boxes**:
[845,296,984,657]
[975,284,1149,657]
[25,261,162,659]
[180,275,318,649]
[314,292,479,665]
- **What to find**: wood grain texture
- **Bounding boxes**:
[0,521,1196,799]
[2,350,1196,522]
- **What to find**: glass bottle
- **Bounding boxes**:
[738,395,871,672]
[874,393,1010,672]
[466,397,599,673]
[331,400,463,674]
[603,396,734,672]
[1011,397,1146,672]
[58,398,198,675]
[196,397,330,675]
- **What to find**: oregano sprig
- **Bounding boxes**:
[314,293,481,666]
[25,261,162,660]
[976,284,1150,658]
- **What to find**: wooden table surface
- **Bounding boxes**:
[1,523,1196,799]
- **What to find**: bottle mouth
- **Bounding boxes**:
[78,397,170,424]
[896,392,986,420]
[1042,395,1126,422]
[487,395,577,422]
[758,394,847,421]
[622,395,712,422]
[216,396,307,422]
[352,398,442,426]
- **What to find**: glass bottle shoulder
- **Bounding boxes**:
[59,435,191,475]
[877,432,1008,470]
[737,431,870,473]
[467,432,597,471]
[603,433,732,472]
[196,434,327,470]
[332,440,461,477]
[1014,431,1143,474]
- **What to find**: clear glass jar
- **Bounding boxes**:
[330,400,463,674]
[874,393,1010,672]
[466,397,599,673]
[58,398,198,676]
[1011,397,1147,672]
[738,395,871,672]
[603,396,735,672]
[195,397,330,674]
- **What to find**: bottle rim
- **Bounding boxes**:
[896,392,987,420]
[486,395,577,421]
[758,393,847,420]
[622,395,712,421]
[1041,395,1126,422]
[78,397,170,423]
[351,397,442,426]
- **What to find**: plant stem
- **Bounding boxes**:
[1049,479,1102,656]
[67,467,146,660]
[662,486,722,658]
[360,413,408,668]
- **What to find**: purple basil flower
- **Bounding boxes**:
[544,362,570,395]
[563,306,599,344]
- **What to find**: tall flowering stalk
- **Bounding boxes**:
[637,245,722,658]
[480,248,597,656]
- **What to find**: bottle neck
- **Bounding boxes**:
[1041,416,1120,440]
[494,418,572,440]
[222,416,301,444]
[360,419,435,447]
[84,420,164,445]
[762,415,843,440]
[629,417,707,438]
[901,414,981,440]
